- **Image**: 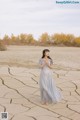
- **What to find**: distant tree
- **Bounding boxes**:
[51,33,75,46]
[74,37,80,47]
[19,34,27,44]
[3,34,10,45]
[39,33,50,43]
[27,34,35,44]
[63,34,75,45]
[10,34,21,45]
[51,33,62,44]
[19,33,35,44]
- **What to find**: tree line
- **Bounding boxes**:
[0,33,80,50]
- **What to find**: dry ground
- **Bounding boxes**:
[0,45,80,120]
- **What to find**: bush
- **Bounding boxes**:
[73,37,80,47]
[0,41,7,51]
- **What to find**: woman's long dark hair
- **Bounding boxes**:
[41,49,53,64]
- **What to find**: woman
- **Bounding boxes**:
[39,49,63,105]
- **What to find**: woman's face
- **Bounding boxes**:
[45,51,49,57]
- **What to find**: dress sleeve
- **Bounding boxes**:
[39,58,42,65]
[50,59,53,65]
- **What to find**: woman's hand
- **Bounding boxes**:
[45,59,53,69]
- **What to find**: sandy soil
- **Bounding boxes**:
[0,45,80,120]
[0,45,80,69]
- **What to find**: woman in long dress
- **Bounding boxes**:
[39,49,63,105]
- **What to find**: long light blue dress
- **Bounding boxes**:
[39,58,63,104]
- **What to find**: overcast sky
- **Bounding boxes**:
[0,0,80,39]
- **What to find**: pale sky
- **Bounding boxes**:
[0,0,80,39]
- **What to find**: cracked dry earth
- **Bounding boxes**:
[0,46,80,120]
[0,66,80,120]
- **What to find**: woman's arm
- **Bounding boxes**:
[39,63,46,68]
[45,61,53,69]
[39,59,46,68]
[46,63,53,69]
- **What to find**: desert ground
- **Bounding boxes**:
[0,45,80,120]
